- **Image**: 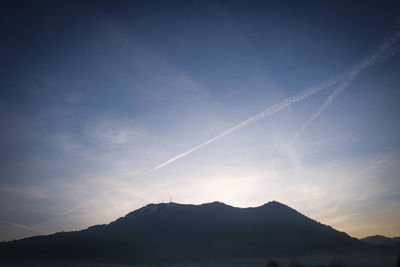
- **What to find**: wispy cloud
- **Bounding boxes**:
[84,118,145,149]
[153,31,400,172]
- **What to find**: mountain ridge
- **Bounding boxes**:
[362,235,400,246]
[0,201,373,265]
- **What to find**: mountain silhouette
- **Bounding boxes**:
[0,201,373,265]
[362,235,400,246]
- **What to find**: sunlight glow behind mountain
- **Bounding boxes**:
[1,0,400,242]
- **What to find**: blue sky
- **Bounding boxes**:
[1,0,400,241]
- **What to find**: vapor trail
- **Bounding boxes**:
[31,196,100,229]
[153,75,346,171]
[291,75,357,146]
[153,31,400,172]
[30,192,148,234]
[153,77,345,171]
[0,220,50,235]
[292,31,400,144]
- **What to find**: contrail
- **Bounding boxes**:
[0,220,50,235]
[291,31,400,144]
[291,75,355,146]
[31,196,101,229]
[153,31,400,172]
[153,75,346,171]
[153,75,343,171]
[29,185,150,233]
[291,74,358,145]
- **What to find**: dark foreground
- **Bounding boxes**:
[1,202,399,267]
[1,253,398,267]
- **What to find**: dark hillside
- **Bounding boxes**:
[0,201,372,265]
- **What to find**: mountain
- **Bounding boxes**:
[362,235,400,246]
[0,201,373,265]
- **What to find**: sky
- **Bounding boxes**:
[1,0,400,241]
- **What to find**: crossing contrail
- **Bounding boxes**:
[292,31,400,144]
[153,31,400,172]
[152,75,343,171]
[152,74,349,172]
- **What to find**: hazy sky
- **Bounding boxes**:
[1,0,400,241]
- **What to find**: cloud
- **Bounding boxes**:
[85,118,144,148]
